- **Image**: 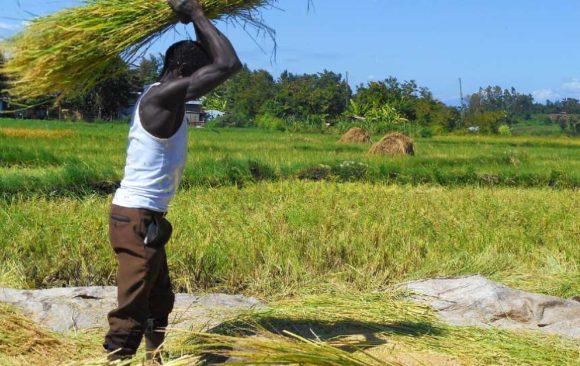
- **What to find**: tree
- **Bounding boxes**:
[414,98,459,130]
[567,115,580,136]
[561,98,580,114]
[135,54,162,86]
[465,110,510,134]
[0,53,8,102]
[204,65,276,124]
[541,98,580,114]
[556,114,579,136]
[467,86,535,120]
[350,77,458,131]
[61,57,136,120]
[353,78,419,120]
[273,70,351,121]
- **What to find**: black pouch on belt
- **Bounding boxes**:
[144,216,172,249]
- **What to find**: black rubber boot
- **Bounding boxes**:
[103,329,142,363]
[144,319,166,364]
[106,351,134,364]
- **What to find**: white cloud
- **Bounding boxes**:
[0,22,18,31]
[561,79,580,92]
[532,89,560,102]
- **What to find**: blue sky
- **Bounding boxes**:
[2,0,580,105]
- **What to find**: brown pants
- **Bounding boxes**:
[103,204,175,357]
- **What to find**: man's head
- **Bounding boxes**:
[161,40,210,78]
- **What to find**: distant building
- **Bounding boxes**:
[548,112,568,123]
[116,97,208,126]
[17,105,50,120]
[205,109,225,120]
[122,86,208,127]
[185,100,207,127]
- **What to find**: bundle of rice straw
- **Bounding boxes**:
[369,133,415,156]
[338,127,372,144]
[0,0,274,102]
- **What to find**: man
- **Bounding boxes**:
[104,0,241,362]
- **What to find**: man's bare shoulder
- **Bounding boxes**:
[139,87,184,139]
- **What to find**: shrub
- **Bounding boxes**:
[331,160,368,181]
[419,128,434,138]
[297,164,332,181]
[255,113,286,131]
[248,159,276,181]
[465,111,512,134]
[206,112,253,128]
[498,124,512,136]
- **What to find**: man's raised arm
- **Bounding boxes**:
[162,0,242,101]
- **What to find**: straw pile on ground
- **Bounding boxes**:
[0,303,94,365]
[0,0,273,102]
[369,133,414,156]
[338,127,372,144]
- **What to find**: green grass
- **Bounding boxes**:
[511,115,565,137]
[1,182,577,298]
[1,118,579,196]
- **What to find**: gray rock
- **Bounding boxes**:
[400,275,580,338]
[2,276,579,339]
[0,287,263,333]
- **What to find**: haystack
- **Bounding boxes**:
[338,128,371,144]
[369,133,414,156]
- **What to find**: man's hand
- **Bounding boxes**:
[154,0,241,105]
[167,0,204,23]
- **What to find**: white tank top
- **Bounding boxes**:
[113,83,188,212]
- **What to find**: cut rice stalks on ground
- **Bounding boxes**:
[178,330,393,366]
[2,293,579,365]
[1,0,275,102]
[173,293,580,366]
[0,303,100,366]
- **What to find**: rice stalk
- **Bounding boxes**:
[0,304,62,357]
[0,0,274,102]
[174,292,580,366]
[2,292,578,365]
[263,293,435,325]
[0,303,97,364]
[176,329,394,366]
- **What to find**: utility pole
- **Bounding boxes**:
[345,71,350,107]
[459,78,466,127]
